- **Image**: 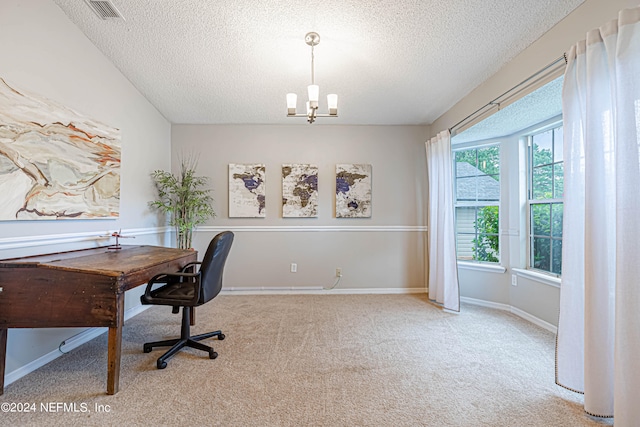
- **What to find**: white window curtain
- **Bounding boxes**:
[557,6,640,423]
[425,130,460,312]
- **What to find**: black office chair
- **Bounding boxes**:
[140,231,234,369]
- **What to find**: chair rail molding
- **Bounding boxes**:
[0,226,426,251]
[197,225,427,233]
[0,227,171,250]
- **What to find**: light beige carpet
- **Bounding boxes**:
[1,294,612,426]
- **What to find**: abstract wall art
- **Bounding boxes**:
[228,163,266,217]
[282,164,318,217]
[336,163,372,218]
[0,78,121,220]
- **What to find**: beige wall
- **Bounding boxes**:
[433,0,636,326]
[172,124,430,292]
[0,0,172,377]
[0,2,172,242]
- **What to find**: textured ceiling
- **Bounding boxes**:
[452,76,564,144]
[51,0,583,125]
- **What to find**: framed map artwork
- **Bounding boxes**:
[335,164,372,218]
[282,164,318,218]
[228,163,266,217]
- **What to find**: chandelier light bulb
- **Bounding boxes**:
[308,85,319,108]
[327,94,338,115]
[286,93,297,115]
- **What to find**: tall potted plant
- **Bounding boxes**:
[150,156,216,249]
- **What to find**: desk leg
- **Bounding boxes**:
[107,294,125,395]
[0,328,6,396]
[106,326,121,395]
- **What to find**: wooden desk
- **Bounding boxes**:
[0,245,197,395]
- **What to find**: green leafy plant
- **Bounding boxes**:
[472,205,499,263]
[150,156,216,249]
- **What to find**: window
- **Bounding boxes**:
[454,145,500,263]
[528,126,563,275]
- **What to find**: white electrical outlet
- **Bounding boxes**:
[511,274,517,286]
[336,268,342,277]
[290,263,297,273]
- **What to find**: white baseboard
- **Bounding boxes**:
[324,287,427,295]
[509,306,557,334]
[4,305,151,387]
[460,296,511,311]
[460,296,557,333]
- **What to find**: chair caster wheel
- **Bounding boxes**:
[157,360,167,369]
[218,333,225,340]
[143,345,152,353]
[209,351,218,359]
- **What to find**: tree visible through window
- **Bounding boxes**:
[454,145,500,263]
[529,126,563,275]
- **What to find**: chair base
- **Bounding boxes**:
[143,307,225,369]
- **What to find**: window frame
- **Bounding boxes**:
[453,142,501,264]
[526,123,564,277]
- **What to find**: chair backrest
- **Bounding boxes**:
[197,231,234,304]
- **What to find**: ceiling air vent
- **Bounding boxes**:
[85,0,124,20]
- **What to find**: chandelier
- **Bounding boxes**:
[286,32,338,124]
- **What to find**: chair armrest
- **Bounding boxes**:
[147,270,200,284]
[142,271,202,305]
[180,261,202,273]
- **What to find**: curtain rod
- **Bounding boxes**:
[449,54,567,134]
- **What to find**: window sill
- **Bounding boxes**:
[457,261,506,274]
[512,268,561,288]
